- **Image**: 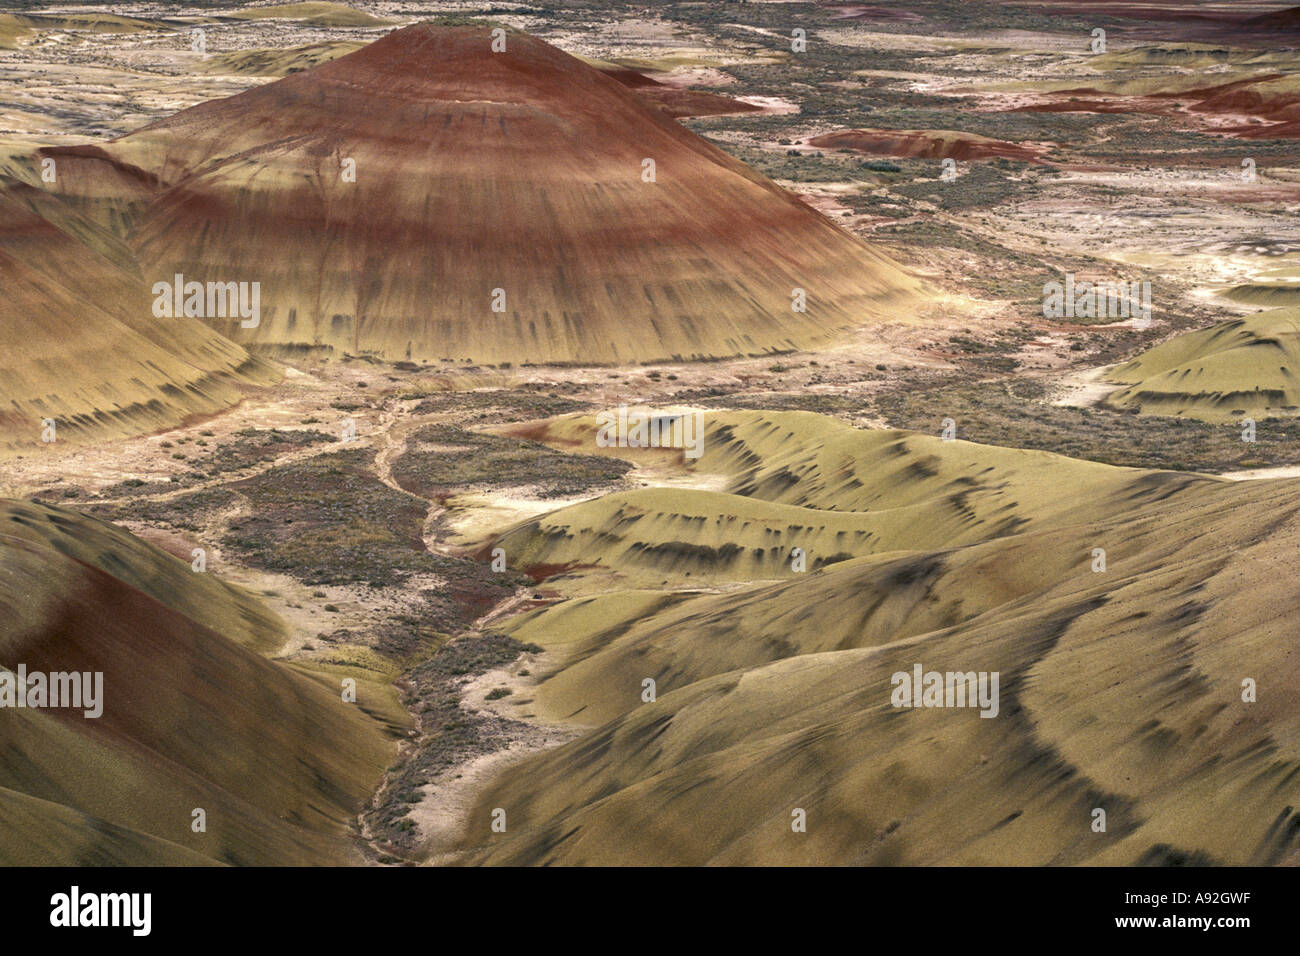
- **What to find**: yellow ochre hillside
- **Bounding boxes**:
[1105,308,1300,421]
[442,410,1300,865]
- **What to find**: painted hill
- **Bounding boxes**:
[198,40,366,77]
[82,24,921,364]
[223,2,394,28]
[484,410,1207,586]
[1220,283,1300,309]
[0,12,169,49]
[1104,309,1300,421]
[808,128,1046,162]
[1241,6,1300,32]
[1002,67,1300,139]
[441,411,1300,865]
[0,180,275,456]
[0,500,398,865]
[589,61,765,119]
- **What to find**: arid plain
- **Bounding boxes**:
[2,0,1300,866]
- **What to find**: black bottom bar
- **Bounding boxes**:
[11,866,1281,943]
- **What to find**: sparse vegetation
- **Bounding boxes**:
[392,423,633,499]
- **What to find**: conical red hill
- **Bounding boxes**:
[102,24,923,365]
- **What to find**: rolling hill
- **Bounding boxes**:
[445,411,1300,865]
[484,410,1210,588]
[1104,308,1300,421]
